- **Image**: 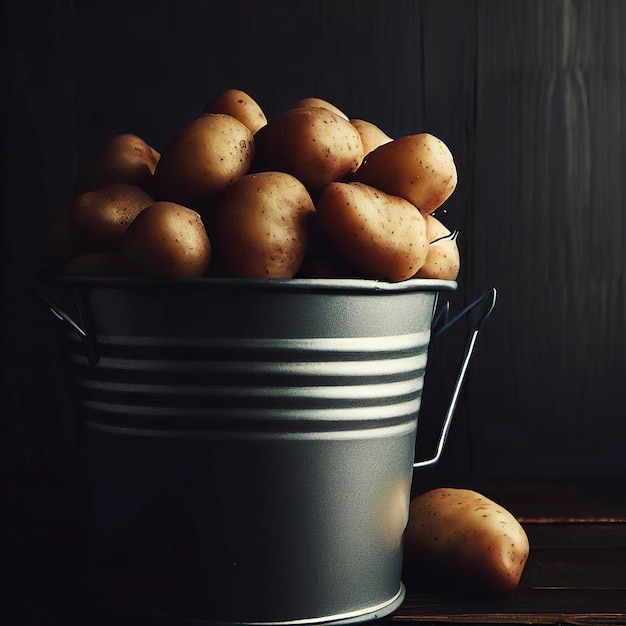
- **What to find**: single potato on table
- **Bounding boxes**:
[202,88,267,134]
[253,106,363,190]
[316,181,429,282]
[404,488,530,595]
[74,133,160,196]
[213,171,316,278]
[153,113,254,213]
[352,132,457,215]
[121,201,211,278]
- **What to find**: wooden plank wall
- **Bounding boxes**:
[2,0,624,480]
[468,0,625,478]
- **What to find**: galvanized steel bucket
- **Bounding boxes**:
[38,275,495,625]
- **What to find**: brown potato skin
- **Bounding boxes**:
[74,133,160,196]
[292,97,349,120]
[213,171,316,278]
[62,251,123,276]
[415,214,460,279]
[414,237,460,280]
[153,113,254,212]
[120,201,211,278]
[404,488,530,595]
[350,119,393,158]
[316,182,428,282]
[352,133,457,215]
[202,88,267,134]
[69,183,154,252]
[424,213,453,242]
[254,106,364,190]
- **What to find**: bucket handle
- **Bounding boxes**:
[413,287,497,469]
[37,287,100,366]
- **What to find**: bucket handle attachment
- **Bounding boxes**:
[413,287,497,469]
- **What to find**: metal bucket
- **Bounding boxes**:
[37,275,495,625]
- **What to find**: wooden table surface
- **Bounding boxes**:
[3,471,626,625]
[391,523,626,625]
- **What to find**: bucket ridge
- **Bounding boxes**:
[61,322,432,434]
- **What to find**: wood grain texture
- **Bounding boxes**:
[466,0,626,478]
[2,0,625,478]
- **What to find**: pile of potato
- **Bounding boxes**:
[46,89,460,282]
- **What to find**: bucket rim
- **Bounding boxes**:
[37,272,457,294]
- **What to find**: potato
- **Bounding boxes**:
[202,88,267,134]
[74,133,160,196]
[69,183,154,252]
[213,171,316,278]
[316,182,428,282]
[153,113,254,213]
[121,201,211,278]
[404,488,530,595]
[350,118,393,157]
[292,97,349,120]
[352,133,457,215]
[254,106,363,189]
[424,213,453,242]
[62,251,123,276]
[414,214,460,279]
[414,233,460,280]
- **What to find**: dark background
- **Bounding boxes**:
[1,0,625,623]
[4,0,624,481]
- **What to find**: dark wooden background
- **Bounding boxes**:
[2,0,625,483]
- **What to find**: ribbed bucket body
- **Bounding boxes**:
[42,276,456,625]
